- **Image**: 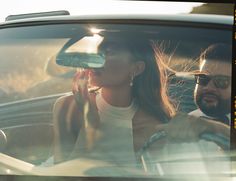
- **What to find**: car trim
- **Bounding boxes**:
[0,19,233,31]
[0,14,233,30]
[1,14,233,25]
[0,92,70,108]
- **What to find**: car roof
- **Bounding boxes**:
[0,13,233,26]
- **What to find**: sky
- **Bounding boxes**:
[0,0,203,22]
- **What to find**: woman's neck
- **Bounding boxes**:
[101,86,132,107]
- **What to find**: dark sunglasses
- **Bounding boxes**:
[194,74,231,89]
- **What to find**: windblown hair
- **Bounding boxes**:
[126,40,175,123]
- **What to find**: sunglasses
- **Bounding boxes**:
[194,74,231,89]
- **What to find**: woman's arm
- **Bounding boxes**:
[53,95,82,163]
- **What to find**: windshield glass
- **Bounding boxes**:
[0,24,231,103]
[0,23,232,177]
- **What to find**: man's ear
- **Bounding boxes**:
[133,61,145,76]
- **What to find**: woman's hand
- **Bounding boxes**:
[156,112,230,143]
[72,69,90,109]
[72,69,100,150]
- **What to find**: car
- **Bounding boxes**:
[0,9,234,180]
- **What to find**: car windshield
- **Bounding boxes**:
[0,22,233,178]
[0,24,231,102]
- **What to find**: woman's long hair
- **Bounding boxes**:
[128,40,175,123]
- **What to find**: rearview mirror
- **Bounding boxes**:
[56,35,105,68]
[56,52,105,68]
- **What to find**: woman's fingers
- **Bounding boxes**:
[73,70,89,93]
[72,69,90,106]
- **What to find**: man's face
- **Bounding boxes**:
[194,59,231,117]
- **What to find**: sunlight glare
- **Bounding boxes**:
[66,34,103,54]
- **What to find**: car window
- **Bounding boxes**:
[0,22,232,176]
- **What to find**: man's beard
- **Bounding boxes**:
[195,93,231,118]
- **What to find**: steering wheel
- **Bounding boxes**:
[137,130,230,174]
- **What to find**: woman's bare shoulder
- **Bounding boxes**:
[53,95,77,122]
[55,94,74,104]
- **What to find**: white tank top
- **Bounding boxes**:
[70,93,138,165]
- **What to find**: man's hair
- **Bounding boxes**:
[200,43,232,65]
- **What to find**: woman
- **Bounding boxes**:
[53,36,229,164]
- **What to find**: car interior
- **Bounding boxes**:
[0,22,232,177]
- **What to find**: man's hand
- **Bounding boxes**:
[156,113,230,143]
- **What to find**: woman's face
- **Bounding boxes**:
[88,42,136,88]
